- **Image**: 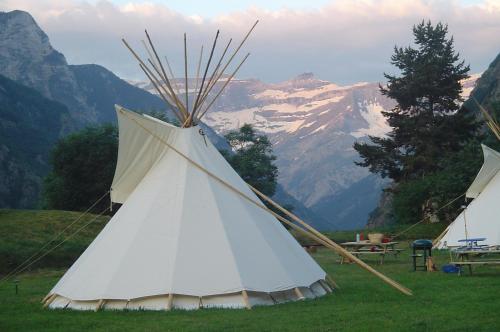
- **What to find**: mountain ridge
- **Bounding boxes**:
[131,72,478,229]
[0,9,481,229]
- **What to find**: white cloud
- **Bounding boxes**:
[1,0,499,83]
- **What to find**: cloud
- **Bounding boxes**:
[1,0,499,84]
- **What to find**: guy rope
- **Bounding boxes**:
[390,192,466,241]
[0,192,111,286]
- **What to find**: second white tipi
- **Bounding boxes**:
[435,144,500,248]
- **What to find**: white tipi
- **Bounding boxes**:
[435,145,500,249]
[42,25,412,309]
[44,106,331,310]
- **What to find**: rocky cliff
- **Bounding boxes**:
[0,10,167,128]
[0,74,70,208]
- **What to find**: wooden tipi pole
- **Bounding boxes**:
[196,53,250,121]
[143,30,188,118]
[183,33,189,117]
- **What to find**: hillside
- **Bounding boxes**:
[0,209,109,274]
[0,75,70,208]
[464,53,500,111]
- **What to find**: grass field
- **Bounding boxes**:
[1,209,500,331]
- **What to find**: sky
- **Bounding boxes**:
[1,0,499,84]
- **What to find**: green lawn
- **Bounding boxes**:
[1,210,500,331]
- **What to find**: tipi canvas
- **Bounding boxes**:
[45,106,330,310]
[435,145,500,249]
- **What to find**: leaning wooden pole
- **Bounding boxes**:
[474,98,500,140]
[248,185,413,296]
[258,197,411,296]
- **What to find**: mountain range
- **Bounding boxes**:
[0,9,485,230]
[132,72,479,229]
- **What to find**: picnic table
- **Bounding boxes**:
[450,240,500,275]
[339,241,402,265]
[457,237,489,249]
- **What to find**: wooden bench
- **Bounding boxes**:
[358,248,404,255]
[302,244,323,253]
[340,251,386,265]
[450,260,500,276]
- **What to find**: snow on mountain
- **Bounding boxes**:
[351,102,391,138]
[461,73,482,99]
[130,73,479,229]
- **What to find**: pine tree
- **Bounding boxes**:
[354,21,477,182]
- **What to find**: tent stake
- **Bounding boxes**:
[43,294,57,308]
[294,287,305,300]
[167,294,173,310]
[241,290,251,309]
[41,293,52,304]
[326,275,339,289]
[319,280,332,293]
[95,299,105,311]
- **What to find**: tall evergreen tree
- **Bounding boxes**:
[354,21,477,181]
